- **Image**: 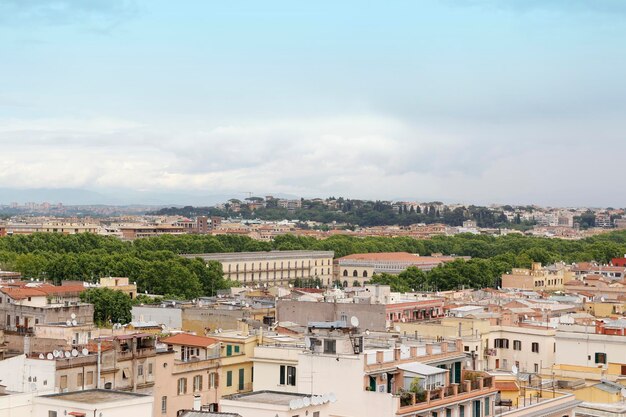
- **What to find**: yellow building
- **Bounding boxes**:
[213,328,258,397]
[501,262,575,290]
[99,277,137,300]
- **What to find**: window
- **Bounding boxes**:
[343,270,348,277]
[464,346,469,352]
[238,368,244,391]
[161,396,167,413]
[48,412,58,417]
[193,375,202,392]
[353,270,358,277]
[485,398,490,415]
[77,372,83,386]
[313,412,320,417]
[494,339,509,349]
[234,345,240,354]
[148,363,153,375]
[60,375,67,390]
[138,364,143,376]
[531,342,539,353]
[595,352,607,364]
[280,365,297,386]
[226,345,233,356]
[227,370,233,387]
[177,378,187,395]
[323,339,336,354]
[513,340,522,351]
[209,372,218,388]
[534,363,539,373]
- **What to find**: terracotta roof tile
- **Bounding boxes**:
[161,333,219,348]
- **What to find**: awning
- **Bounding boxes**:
[68,412,86,417]
[398,362,447,376]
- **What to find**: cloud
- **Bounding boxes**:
[0,0,138,31]
[2,110,624,207]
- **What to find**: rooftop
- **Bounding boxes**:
[224,391,316,406]
[182,250,334,261]
[41,389,148,403]
[338,252,457,263]
[161,333,219,348]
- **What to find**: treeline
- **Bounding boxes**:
[150,199,534,228]
[1,231,626,297]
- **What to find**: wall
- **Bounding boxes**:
[277,300,387,331]
[0,356,55,393]
[132,306,182,330]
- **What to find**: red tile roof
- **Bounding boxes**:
[495,381,519,391]
[161,333,219,348]
[0,287,47,300]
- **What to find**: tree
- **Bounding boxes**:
[80,288,132,325]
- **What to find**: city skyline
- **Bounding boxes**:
[2,1,626,206]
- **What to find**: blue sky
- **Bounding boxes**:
[1,0,625,206]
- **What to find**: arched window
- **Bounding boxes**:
[343,280,348,288]
[343,270,348,277]
[353,270,358,277]
[363,270,368,278]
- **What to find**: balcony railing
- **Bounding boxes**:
[397,372,495,411]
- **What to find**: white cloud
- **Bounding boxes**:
[0,112,623,206]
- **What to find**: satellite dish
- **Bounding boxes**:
[400,345,409,354]
[322,394,329,403]
[70,313,76,319]
[46,353,53,360]
[38,353,45,359]
[329,392,337,403]
[53,350,60,358]
[621,388,626,398]
[302,397,311,407]
[311,396,320,405]
[71,349,79,357]
[82,348,89,356]
[365,329,370,336]
[601,297,606,302]
[66,320,72,326]
[218,328,223,333]
[350,316,359,327]
[394,325,401,332]
[71,320,77,326]
[289,399,298,410]
[64,351,71,358]
[512,365,518,375]
[295,399,305,408]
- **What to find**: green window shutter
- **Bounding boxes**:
[226,345,232,356]
[235,345,240,353]
[238,368,244,391]
[227,371,232,387]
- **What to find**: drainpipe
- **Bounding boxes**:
[96,340,101,389]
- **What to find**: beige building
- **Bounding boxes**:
[155,333,221,416]
[182,250,334,286]
[501,262,575,290]
[98,277,138,299]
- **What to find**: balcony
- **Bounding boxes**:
[396,371,496,413]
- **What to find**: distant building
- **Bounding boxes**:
[119,225,186,240]
[337,252,464,287]
[182,251,334,286]
[501,262,575,290]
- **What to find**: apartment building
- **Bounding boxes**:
[182,250,334,286]
[554,320,626,381]
[0,282,93,332]
[253,322,497,417]
[155,333,221,416]
[486,325,556,374]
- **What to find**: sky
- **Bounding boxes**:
[1,0,626,206]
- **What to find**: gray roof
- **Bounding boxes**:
[398,362,447,376]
